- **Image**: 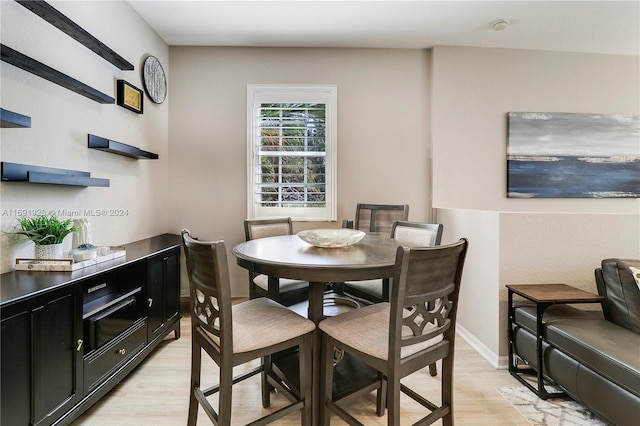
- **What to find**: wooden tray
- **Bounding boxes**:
[15,247,126,271]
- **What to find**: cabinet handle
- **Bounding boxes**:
[148,298,153,307]
[117,348,126,355]
[76,339,83,352]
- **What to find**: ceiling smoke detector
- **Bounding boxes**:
[492,19,510,31]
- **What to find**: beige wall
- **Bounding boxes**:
[168,47,431,295]
[0,1,170,273]
[432,46,640,367]
[432,46,640,213]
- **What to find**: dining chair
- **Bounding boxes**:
[342,221,444,377]
[319,238,469,426]
[342,203,409,235]
[244,217,309,306]
[343,221,444,304]
[332,203,409,298]
[181,229,315,426]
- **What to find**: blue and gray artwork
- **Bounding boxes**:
[507,112,640,198]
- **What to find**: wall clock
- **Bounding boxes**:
[142,55,167,104]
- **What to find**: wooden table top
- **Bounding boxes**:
[233,232,401,283]
[506,283,605,304]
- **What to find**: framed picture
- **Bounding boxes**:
[116,80,143,114]
[507,112,640,198]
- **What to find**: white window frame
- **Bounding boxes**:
[247,84,337,221]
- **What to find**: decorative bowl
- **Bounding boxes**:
[297,229,366,248]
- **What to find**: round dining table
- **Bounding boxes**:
[232,232,400,424]
[233,232,399,321]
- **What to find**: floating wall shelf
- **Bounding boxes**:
[16,0,134,71]
[1,162,109,187]
[88,134,159,159]
[1,44,115,104]
[1,108,31,128]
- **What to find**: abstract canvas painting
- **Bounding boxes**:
[507,112,640,198]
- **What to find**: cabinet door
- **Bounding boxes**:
[1,309,31,425]
[147,255,165,341]
[33,290,83,426]
[147,248,181,342]
[0,287,82,426]
[163,250,180,323]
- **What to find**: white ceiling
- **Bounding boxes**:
[128,1,640,56]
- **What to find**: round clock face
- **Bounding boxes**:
[142,56,167,104]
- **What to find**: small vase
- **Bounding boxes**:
[72,218,92,249]
[35,243,64,259]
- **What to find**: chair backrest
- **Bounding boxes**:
[181,229,232,349]
[391,221,443,247]
[352,203,409,234]
[388,238,468,362]
[244,217,293,241]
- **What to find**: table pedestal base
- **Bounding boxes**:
[272,348,380,402]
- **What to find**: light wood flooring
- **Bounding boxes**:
[72,304,529,425]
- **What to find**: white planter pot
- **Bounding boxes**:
[35,243,64,259]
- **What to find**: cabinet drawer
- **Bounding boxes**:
[83,319,146,394]
[85,293,141,351]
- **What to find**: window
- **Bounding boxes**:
[247,85,337,221]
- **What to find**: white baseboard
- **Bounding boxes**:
[456,323,509,370]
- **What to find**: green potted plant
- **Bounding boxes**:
[9,214,79,259]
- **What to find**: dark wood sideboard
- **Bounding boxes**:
[0,234,182,426]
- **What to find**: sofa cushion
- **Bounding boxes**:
[576,363,640,426]
[546,318,640,397]
[514,304,602,335]
[597,259,640,333]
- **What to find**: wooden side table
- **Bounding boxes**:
[506,283,605,399]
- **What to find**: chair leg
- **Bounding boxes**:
[387,375,401,426]
[218,356,233,426]
[381,278,391,302]
[261,354,272,408]
[375,373,387,417]
[267,276,280,301]
[187,339,201,426]
[300,334,313,426]
[441,355,454,426]
[249,273,258,299]
[429,362,437,376]
[319,335,334,426]
[332,281,345,294]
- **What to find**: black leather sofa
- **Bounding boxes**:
[511,258,640,426]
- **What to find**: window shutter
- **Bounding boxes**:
[247,85,337,221]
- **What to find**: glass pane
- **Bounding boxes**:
[256,102,327,208]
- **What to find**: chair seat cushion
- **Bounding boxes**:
[253,274,308,292]
[319,302,442,360]
[206,298,315,353]
[344,279,383,298]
